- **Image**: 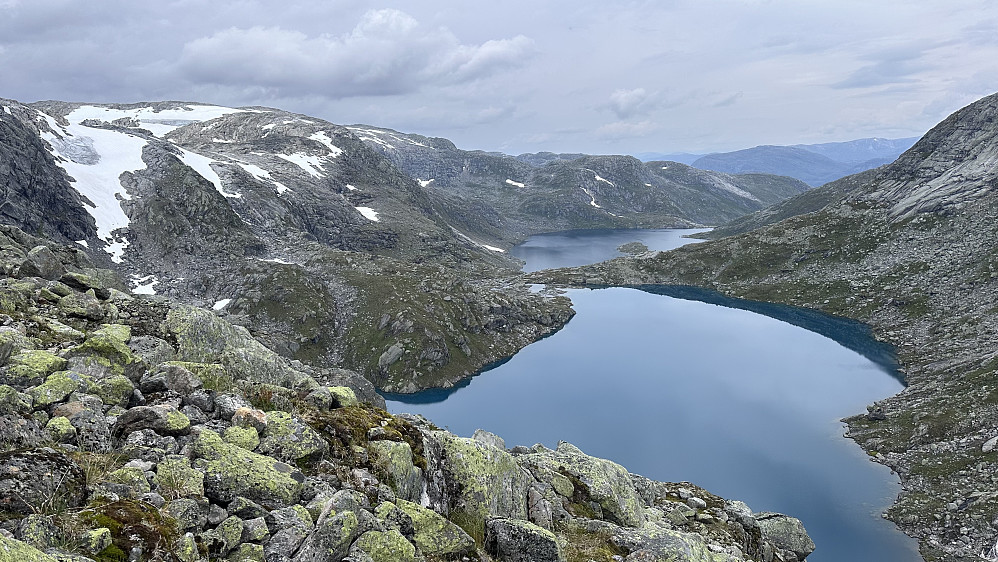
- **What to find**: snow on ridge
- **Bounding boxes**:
[450,226,506,253]
[2,106,10,115]
[347,126,430,150]
[212,298,232,311]
[711,177,759,202]
[105,239,129,264]
[505,179,526,188]
[130,274,159,295]
[418,179,434,187]
[355,207,380,222]
[64,104,251,138]
[277,153,325,178]
[75,240,89,248]
[309,132,343,157]
[346,184,358,191]
[593,173,614,187]
[179,148,242,198]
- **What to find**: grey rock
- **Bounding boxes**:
[227,497,268,521]
[485,517,564,562]
[19,246,65,281]
[164,498,209,532]
[128,336,177,367]
[756,512,816,560]
[112,404,190,437]
[215,393,251,421]
[473,428,506,450]
[293,511,366,562]
[207,503,228,526]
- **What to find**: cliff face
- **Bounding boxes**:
[0,225,813,562]
[534,92,998,561]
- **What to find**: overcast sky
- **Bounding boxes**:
[3,0,997,155]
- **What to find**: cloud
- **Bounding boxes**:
[176,9,534,99]
[711,91,743,107]
[607,88,657,119]
[832,44,932,89]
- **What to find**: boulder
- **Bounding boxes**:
[395,499,476,559]
[293,511,364,562]
[756,512,816,560]
[191,429,304,509]
[518,441,645,527]
[0,534,60,562]
[256,411,327,463]
[367,440,423,503]
[0,448,87,515]
[18,246,65,281]
[222,425,260,451]
[4,350,67,387]
[139,363,203,395]
[113,404,191,437]
[485,518,564,562]
[349,529,416,562]
[27,371,87,407]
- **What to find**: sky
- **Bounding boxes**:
[2,0,997,156]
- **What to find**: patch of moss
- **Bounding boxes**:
[559,526,628,562]
[77,500,180,562]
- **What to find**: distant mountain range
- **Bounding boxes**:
[637,137,919,186]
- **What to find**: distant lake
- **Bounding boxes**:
[386,229,920,562]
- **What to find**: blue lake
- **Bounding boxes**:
[386,229,921,562]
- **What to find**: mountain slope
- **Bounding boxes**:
[535,91,998,561]
[0,98,574,392]
[350,125,810,241]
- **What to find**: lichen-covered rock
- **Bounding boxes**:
[106,466,152,496]
[128,335,177,366]
[5,350,67,387]
[66,329,137,378]
[191,429,304,509]
[756,512,816,560]
[1,384,34,415]
[367,440,422,503]
[28,371,88,407]
[292,510,363,562]
[329,386,358,408]
[154,456,205,499]
[613,523,716,562]
[139,363,203,395]
[165,305,317,391]
[203,515,243,556]
[518,441,646,527]
[240,517,270,543]
[485,518,564,562]
[256,411,327,463]
[57,291,106,321]
[395,499,476,559]
[228,497,269,521]
[164,498,209,532]
[0,534,60,562]
[85,527,113,554]
[90,373,134,407]
[16,514,61,549]
[227,542,265,562]
[223,425,260,451]
[52,402,112,453]
[350,529,416,562]
[0,448,87,515]
[423,430,532,539]
[113,404,191,437]
[44,416,76,444]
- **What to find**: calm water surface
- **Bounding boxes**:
[386,229,920,562]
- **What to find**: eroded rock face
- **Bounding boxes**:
[756,512,816,560]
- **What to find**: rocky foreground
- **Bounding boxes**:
[0,226,815,562]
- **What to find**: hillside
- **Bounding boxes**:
[534,92,998,561]
[350,125,810,241]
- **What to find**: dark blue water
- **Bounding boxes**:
[386,229,920,562]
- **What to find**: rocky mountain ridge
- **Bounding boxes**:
[531,91,998,562]
[348,125,810,243]
[0,223,815,562]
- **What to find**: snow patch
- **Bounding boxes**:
[645,183,652,187]
[277,153,325,178]
[178,149,242,198]
[261,257,294,265]
[105,238,129,264]
[347,126,431,150]
[505,179,526,188]
[2,106,10,115]
[130,274,159,295]
[212,298,232,311]
[308,132,343,157]
[75,240,89,248]
[39,108,148,257]
[262,124,276,130]
[418,179,434,187]
[346,184,358,191]
[212,138,236,144]
[593,173,614,187]
[581,187,601,208]
[661,166,669,170]
[237,162,290,194]
[450,227,506,253]
[355,207,380,222]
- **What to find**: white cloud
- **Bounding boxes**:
[177,9,534,99]
[608,88,657,119]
